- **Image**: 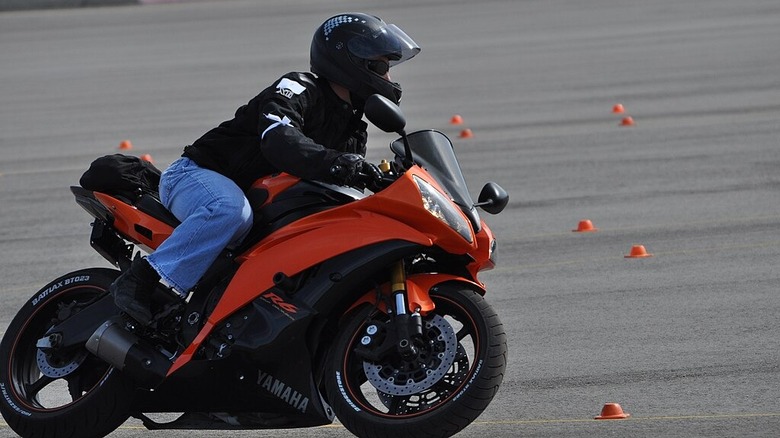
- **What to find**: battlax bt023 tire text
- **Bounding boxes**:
[0,268,134,438]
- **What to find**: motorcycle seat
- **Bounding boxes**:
[135,193,181,228]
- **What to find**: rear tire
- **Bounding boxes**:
[324,284,507,438]
[0,268,135,438]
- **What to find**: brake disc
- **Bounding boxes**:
[363,314,458,396]
[376,344,470,413]
[36,348,88,378]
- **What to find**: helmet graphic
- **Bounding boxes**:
[310,13,420,105]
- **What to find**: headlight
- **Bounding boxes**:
[413,176,473,243]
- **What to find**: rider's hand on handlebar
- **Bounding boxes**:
[360,161,384,189]
[330,153,383,189]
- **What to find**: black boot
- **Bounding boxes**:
[110,257,160,325]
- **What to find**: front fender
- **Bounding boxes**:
[349,273,486,316]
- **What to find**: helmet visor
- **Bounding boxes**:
[347,24,421,66]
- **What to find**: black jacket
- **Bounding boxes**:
[183,72,367,191]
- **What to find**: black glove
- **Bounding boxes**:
[330,153,382,188]
[360,161,384,190]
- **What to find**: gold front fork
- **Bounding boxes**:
[390,260,422,357]
[390,260,408,315]
[391,260,406,294]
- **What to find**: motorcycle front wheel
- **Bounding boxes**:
[0,268,134,438]
[324,283,507,438]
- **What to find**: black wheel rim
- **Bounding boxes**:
[340,293,481,418]
[6,286,114,412]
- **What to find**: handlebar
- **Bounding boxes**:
[329,162,396,192]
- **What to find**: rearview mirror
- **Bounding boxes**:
[476,182,509,214]
[364,94,407,134]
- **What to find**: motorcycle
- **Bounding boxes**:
[0,95,508,438]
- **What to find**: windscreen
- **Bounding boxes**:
[391,130,481,231]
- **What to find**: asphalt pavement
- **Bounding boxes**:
[1,0,779,437]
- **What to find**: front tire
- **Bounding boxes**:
[0,268,134,438]
[324,284,507,438]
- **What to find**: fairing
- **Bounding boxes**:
[391,130,481,231]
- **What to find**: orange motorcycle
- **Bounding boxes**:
[0,95,508,438]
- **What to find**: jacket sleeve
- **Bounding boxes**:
[257,75,343,182]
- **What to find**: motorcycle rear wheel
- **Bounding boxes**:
[324,283,507,438]
[0,268,134,438]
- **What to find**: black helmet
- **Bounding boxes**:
[310,13,420,105]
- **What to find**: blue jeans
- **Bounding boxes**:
[147,157,253,295]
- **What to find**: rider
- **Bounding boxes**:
[110,13,421,325]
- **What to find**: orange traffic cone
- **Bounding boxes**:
[450,114,464,125]
[119,140,133,150]
[612,103,625,114]
[140,154,154,164]
[620,116,635,127]
[458,129,474,139]
[572,219,598,233]
[595,402,630,420]
[625,245,653,258]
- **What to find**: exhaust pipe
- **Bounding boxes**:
[85,319,171,389]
